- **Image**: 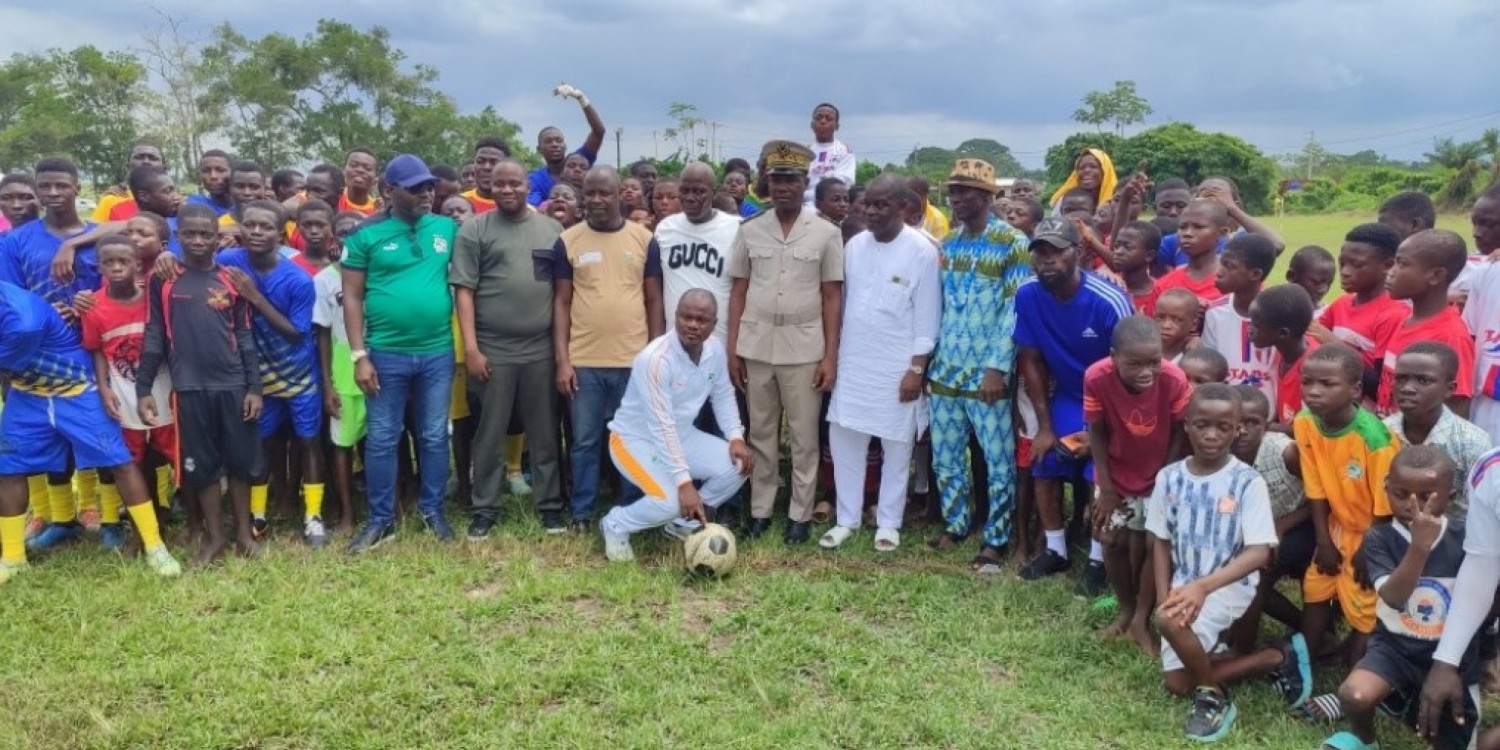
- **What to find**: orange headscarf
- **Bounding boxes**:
[1048,148,1118,210]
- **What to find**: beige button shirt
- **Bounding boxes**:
[728,210,844,365]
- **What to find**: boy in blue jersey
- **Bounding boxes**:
[0,280,182,581]
[1014,218,1133,582]
[215,200,327,547]
[0,157,103,549]
[185,150,234,217]
[49,166,184,273]
[0,173,40,231]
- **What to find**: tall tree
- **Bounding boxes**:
[1072,80,1153,136]
[134,12,223,176]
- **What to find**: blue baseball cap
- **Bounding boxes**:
[384,154,436,189]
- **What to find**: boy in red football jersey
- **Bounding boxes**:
[1378,230,1475,417]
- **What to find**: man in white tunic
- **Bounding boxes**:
[821,175,942,551]
[600,290,754,562]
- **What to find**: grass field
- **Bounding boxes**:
[2,498,1447,749]
[4,212,1480,749]
[1264,212,1471,301]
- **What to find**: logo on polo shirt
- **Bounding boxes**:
[1081,327,1097,338]
[434,236,448,255]
[382,242,399,252]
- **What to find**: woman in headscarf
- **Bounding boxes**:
[1048,148,1117,215]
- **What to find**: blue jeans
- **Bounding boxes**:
[365,350,454,527]
[569,367,639,520]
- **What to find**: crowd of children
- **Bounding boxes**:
[2,126,1500,746]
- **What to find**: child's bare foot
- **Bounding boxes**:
[1127,620,1158,657]
[235,538,262,559]
[192,540,227,567]
[1096,616,1129,642]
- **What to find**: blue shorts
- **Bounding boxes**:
[259,389,323,439]
[0,390,130,474]
[1033,449,1092,482]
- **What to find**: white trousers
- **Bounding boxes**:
[828,422,911,531]
[601,430,746,537]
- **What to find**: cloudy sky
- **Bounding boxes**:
[6,0,1498,170]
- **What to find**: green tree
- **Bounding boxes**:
[1043,132,1124,188]
[0,47,149,188]
[953,138,1025,177]
[1071,80,1153,136]
[199,20,528,168]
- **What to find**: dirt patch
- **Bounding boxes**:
[465,581,505,601]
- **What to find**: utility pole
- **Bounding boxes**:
[1305,130,1316,180]
[652,131,659,159]
[614,127,623,169]
[711,122,719,163]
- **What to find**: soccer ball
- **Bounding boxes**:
[683,523,737,578]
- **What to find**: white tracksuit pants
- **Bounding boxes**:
[828,422,911,531]
[601,429,746,537]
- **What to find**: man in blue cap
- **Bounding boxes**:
[340,154,461,552]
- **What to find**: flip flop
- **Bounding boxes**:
[1319,730,1377,750]
[1297,693,1345,723]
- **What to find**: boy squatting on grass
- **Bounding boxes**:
[1146,383,1308,742]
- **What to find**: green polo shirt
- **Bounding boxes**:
[340,212,456,355]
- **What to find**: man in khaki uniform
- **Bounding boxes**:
[726,140,844,544]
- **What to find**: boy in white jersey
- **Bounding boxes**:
[1461,184,1500,442]
[1202,234,1278,403]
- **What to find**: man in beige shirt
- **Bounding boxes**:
[727,140,844,544]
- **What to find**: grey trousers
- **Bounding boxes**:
[469,355,562,517]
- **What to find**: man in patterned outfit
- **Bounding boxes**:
[925,160,1032,571]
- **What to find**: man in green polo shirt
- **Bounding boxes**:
[341,153,458,552]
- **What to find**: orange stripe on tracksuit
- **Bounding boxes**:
[609,432,666,500]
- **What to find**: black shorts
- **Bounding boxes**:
[174,389,263,491]
[1271,519,1316,582]
[1358,634,1478,748]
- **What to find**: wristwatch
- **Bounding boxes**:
[908,364,924,375]
[351,349,369,363]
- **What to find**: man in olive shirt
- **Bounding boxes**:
[452,159,566,538]
[553,165,666,530]
[341,154,458,551]
[727,140,844,544]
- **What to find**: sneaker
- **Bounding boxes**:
[423,513,456,542]
[661,517,702,541]
[1018,549,1071,581]
[24,515,45,540]
[348,522,396,554]
[1075,559,1108,599]
[304,516,328,549]
[25,521,83,552]
[1184,686,1237,742]
[541,510,567,535]
[79,507,102,532]
[601,526,634,562]
[99,523,127,551]
[0,560,29,584]
[506,472,532,496]
[251,515,269,540]
[144,546,182,577]
[1271,633,1313,708]
[467,515,496,541]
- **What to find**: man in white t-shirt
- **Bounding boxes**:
[655,162,739,343]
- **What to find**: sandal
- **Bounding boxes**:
[970,545,1004,574]
[1319,730,1377,750]
[926,532,966,551]
[1296,693,1345,723]
[811,501,833,525]
[874,527,899,552]
[819,525,854,549]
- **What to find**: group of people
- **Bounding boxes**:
[4,90,1500,747]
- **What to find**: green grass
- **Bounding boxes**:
[1,501,1440,749]
[1264,212,1471,301]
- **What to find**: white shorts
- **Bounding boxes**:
[1160,580,1257,672]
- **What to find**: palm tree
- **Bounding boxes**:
[1426,137,1485,170]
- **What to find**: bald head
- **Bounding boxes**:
[680,288,718,314]
[680,162,717,222]
[582,165,622,228]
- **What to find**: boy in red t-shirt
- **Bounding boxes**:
[1378,229,1475,416]
[1314,224,1407,389]
[1084,315,1192,655]
[1109,220,1162,316]
[1157,200,1231,310]
[1248,284,1319,428]
[79,236,178,546]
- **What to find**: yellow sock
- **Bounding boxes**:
[27,475,48,521]
[0,515,25,564]
[126,503,164,551]
[155,465,173,509]
[99,482,122,524]
[47,482,75,524]
[250,484,268,518]
[74,469,99,513]
[505,434,526,475]
[303,483,325,520]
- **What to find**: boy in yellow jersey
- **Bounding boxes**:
[1272,342,1397,709]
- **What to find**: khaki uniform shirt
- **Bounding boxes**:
[728,209,843,365]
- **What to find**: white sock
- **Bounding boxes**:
[1045,530,1067,557]
[1090,540,1104,563]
